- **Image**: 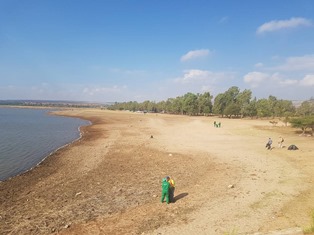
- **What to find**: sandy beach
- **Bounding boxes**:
[0,109,313,235]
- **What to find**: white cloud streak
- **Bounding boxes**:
[274,55,314,72]
[300,74,314,86]
[256,17,312,34]
[244,71,314,88]
[180,49,211,62]
[243,72,269,88]
[82,85,127,96]
[254,63,264,68]
[175,69,233,84]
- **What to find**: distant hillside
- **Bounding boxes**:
[0,100,114,108]
[291,99,314,107]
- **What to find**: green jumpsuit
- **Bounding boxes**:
[161,178,170,204]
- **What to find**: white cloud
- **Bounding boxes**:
[243,72,269,87]
[278,79,298,85]
[82,85,127,96]
[300,74,314,86]
[201,85,212,92]
[180,49,211,62]
[254,62,264,68]
[175,69,233,84]
[243,70,314,89]
[270,72,284,81]
[175,70,211,83]
[256,17,312,34]
[274,55,314,71]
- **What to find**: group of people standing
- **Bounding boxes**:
[213,121,221,128]
[265,136,284,150]
[161,176,175,204]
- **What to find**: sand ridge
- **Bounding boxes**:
[0,109,313,235]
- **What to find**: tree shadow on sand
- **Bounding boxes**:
[173,193,188,202]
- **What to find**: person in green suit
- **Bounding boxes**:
[161,177,170,204]
[166,176,175,203]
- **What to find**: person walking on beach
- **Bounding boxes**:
[166,176,176,202]
[161,177,170,204]
[265,137,273,150]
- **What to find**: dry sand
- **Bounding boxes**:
[0,109,313,235]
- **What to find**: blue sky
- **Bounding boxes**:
[1,0,314,103]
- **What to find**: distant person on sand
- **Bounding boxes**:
[166,176,175,202]
[214,121,216,127]
[278,136,284,148]
[161,177,170,204]
[265,137,272,150]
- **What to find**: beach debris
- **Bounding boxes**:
[117,188,123,193]
[64,223,71,229]
[169,153,173,157]
[228,184,235,189]
[152,194,158,198]
[150,135,154,138]
[288,144,299,150]
[75,192,82,197]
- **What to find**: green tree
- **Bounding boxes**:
[224,103,241,117]
[173,96,183,114]
[236,89,252,117]
[182,93,198,115]
[297,100,314,116]
[197,92,213,115]
[268,95,277,117]
[225,86,240,105]
[243,97,257,118]
[213,93,225,117]
[218,86,240,117]
[274,100,295,117]
[213,87,252,118]
[289,116,314,135]
[256,98,271,117]
[156,100,166,113]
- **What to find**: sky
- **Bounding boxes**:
[1,0,314,103]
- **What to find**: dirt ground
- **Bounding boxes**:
[0,109,313,235]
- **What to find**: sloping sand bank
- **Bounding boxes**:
[0,109,313,235]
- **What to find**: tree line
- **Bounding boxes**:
[108,86,314,117]
[108,86,314,135]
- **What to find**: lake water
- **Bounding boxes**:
[0,107,90,181]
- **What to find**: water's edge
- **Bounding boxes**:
[0,107,92,182]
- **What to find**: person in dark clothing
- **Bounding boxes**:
[265,137,272,150]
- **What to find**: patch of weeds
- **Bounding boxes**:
[304,211,314,234]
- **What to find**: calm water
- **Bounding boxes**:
[0,107,90,181]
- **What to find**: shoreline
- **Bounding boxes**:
[0,107,90,182]
[0,109,313,234]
